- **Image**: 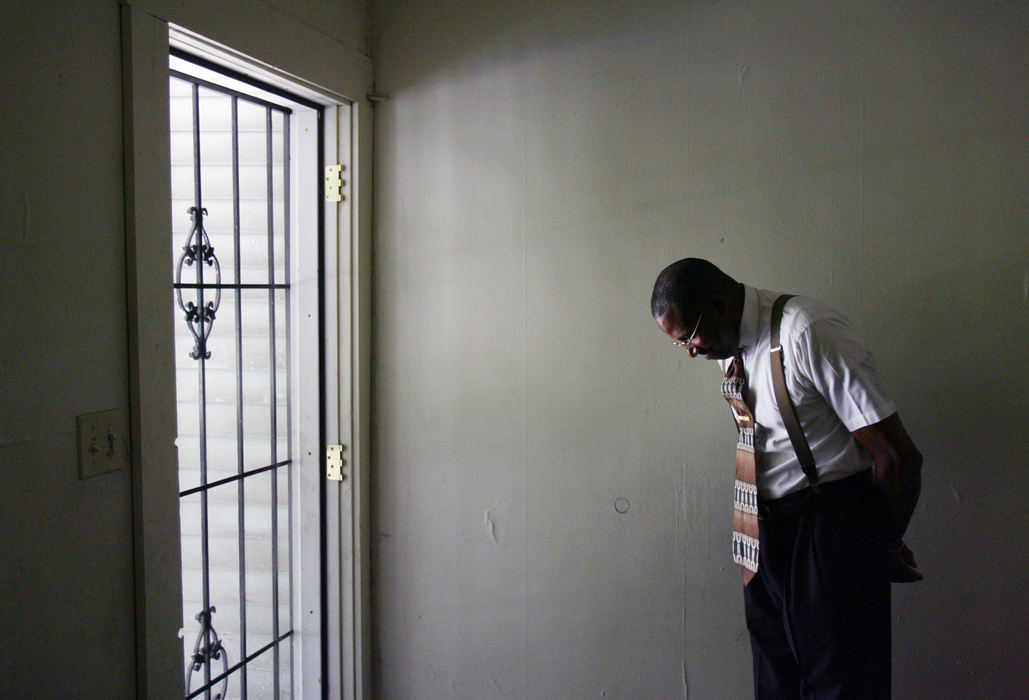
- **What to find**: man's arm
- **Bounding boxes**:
[851,412,924,580]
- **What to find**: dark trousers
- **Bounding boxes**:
[744,471,892,700]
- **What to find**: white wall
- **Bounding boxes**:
[370,1,1028,697]
[0,1,367,697]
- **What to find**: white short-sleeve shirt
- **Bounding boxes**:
[718,286,897,499]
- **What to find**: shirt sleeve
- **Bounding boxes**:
[789,315,897,432]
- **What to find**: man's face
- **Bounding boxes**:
[655,302,738,360]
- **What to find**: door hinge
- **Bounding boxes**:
[324,164,345,202]
[326,443,347,481]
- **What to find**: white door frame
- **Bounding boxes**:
[121,4,372,696]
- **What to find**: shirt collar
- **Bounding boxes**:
[737,284,759,354]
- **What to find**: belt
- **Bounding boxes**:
[757,469,878,521]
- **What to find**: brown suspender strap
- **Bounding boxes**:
[769,295,821,491]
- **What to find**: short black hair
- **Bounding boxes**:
[650,258,735,319]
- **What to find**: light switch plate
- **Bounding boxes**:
[77,409,127,479]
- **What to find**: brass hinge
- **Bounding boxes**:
[326,443,347,481]
[324,164,345,202]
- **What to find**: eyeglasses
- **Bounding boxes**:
[672,310,703,349]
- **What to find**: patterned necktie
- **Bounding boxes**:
[722,352,760,585]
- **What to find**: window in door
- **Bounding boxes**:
[169,51,323,700]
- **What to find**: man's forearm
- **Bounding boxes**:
[878,456,922,542]
[852,413,923,542]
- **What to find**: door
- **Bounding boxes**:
[123,8,371,694]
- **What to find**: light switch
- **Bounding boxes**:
[77,408,127,478]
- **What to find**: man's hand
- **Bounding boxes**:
[888,539,923,583]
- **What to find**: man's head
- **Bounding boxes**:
[650,258,745,360]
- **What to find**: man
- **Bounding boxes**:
[651,258,922,699]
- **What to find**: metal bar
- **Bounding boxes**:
[184,631,295,700]
[283,109,296,696]
[172,282,290,290]
[170,47,324,110]
[266,106,282,699]
[231,94,249,700]
[192,80,213,700]
[179,460,291,498]
[287,421,296,696]
[284,113,292,290]
[191,82,203,215]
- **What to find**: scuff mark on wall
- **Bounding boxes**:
[949,484,962,506]
[484,504,499,544]
[736,63,750,111]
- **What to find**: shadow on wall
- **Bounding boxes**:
[859,243,1029,689]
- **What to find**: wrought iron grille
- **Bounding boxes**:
[171,58,299,699]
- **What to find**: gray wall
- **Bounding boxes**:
[0,1,366,697]
[370,1,1028,698]
[2,1,1026,698]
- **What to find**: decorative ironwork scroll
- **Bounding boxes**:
[186,606,229,699]
[176,206,221,360]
